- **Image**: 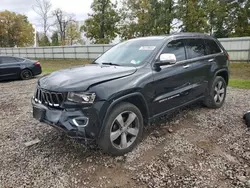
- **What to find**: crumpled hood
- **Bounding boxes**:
[38,64,137,91]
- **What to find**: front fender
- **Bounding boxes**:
[97,92,149,138]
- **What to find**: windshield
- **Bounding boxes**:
[94,38,165,66]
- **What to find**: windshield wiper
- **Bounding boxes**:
[101,62,121,66]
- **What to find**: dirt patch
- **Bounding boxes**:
[0,78,250,188]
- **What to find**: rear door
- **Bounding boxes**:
[0,57,21,79]
[183,38,211,99]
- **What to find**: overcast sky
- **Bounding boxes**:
[1,0,93,30]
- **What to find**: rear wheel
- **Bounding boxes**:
[98,102,143,156]
[204,76,227,108]
[20,69,33,80]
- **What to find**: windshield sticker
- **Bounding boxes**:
[130,60,141,65]
[139,46,156,51]
[130,60,137,64]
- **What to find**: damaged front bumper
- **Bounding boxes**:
[32,99,103,140]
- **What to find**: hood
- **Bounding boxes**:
[38,64,137,91]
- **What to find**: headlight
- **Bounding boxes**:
[67,92,96,104]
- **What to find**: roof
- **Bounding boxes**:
[129,33,215,41]
[129,36,167,41]
[170,32,216,39]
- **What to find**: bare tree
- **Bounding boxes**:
[32,0,52,37]
[53,9,74,45]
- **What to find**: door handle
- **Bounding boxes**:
[208,59,214,62]
[183,65,190,69]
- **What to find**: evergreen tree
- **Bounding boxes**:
[176,0,207,32]
[81,0,120,44]
[51,32,59,46]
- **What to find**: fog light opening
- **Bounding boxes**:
[72,118,89,128]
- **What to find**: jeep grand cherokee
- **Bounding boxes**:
[32,33,229,156]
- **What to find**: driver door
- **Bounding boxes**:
[151,39,194,117]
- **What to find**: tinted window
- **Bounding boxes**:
[162,40,186,62]
[0,57,18,63]
[185,39,206,59]
[205,39,221,54]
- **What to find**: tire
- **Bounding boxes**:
[243,112,250,128]
[204,76,227,108]
[20,69,33,80]
[98,102,143,156]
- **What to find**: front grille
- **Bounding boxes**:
[34,87,66,107]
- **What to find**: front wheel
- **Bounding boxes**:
[204,76,227,108]
[98,102,143,156]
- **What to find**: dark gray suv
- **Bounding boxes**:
[32,33,229,156]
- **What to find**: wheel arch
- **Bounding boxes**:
[214,69,229,85]
[98,92,149,138]
[20,68,34,76]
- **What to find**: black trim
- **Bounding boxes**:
[214,69,229,84]
[154,83,193,102]
[149,96,204,121]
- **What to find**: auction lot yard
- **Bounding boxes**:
[0,63,250,187]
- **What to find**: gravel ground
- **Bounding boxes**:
[0,78,250,188]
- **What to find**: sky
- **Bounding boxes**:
[1,0,93,30]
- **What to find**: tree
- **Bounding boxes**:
[51,31,59,46]
[229,0,250,37]
[203,0,250,38]
[53,9,74,45]
[176,0,207,32]
[38,33,50,46]
[158,0,175,34]
[81,0,120,44]
[119,0,175,40]
[32,0,52,37]
[0,11,34,47]
[119,0,152,39]
[66,22,82,45]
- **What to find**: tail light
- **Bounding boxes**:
[227,54,230,61]
[34,62,40,66]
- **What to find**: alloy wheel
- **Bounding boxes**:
[21,70,32,79]
[110,111,139,150]
[214,81,225,104]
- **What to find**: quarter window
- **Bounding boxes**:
[185,39,206,59]
[162,40,186,62]
[205,39,222,54]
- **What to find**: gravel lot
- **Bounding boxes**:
[0,78,250,188]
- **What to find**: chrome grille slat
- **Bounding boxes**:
[47,92,53,106]
[34,87,65,108]
[38,89,41,103]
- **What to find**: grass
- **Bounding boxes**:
[229,62,250,89]
[229,62,250,80]
[39,59,91,73]
[229,79,250,89]
[39,59,250,89]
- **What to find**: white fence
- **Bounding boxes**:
[219,37,250,62]
[0,37,250,61]
[0,45,113,60]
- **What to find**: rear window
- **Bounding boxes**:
[205,39,222,55]
[185,39,206,59]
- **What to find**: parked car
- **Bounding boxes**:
[0,56,42,81]
[32,33,229,156]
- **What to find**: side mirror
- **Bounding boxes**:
[155,53,177,67]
